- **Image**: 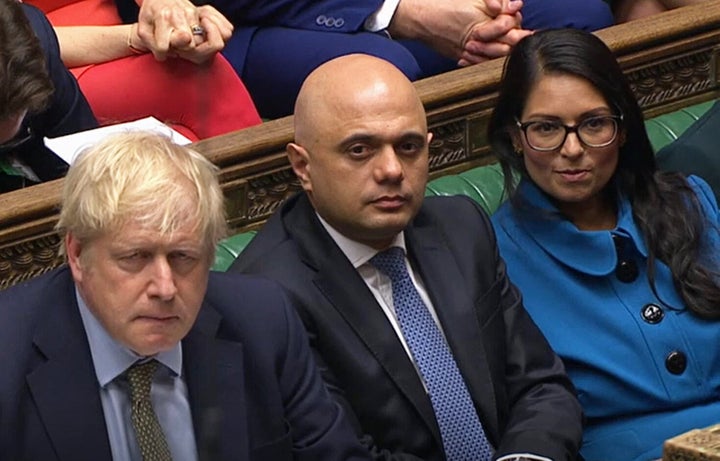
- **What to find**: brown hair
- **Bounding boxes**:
[0,0,54,119]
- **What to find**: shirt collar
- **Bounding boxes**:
[316,213,407,269]
[76,288,183,387]
[511,179,648,275]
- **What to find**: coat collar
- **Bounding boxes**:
[510,180,648,275]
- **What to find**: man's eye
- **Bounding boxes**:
[170,252,195,262]
[397,142,422,155]
[116,251,150,272]
[169,252,201,274]
[347,145,371,158]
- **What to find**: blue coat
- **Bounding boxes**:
[491,176,720,461]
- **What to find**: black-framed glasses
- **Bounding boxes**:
[0,124,33,156]
[515,114,623,152]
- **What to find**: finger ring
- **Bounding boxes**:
[191,24,205,36]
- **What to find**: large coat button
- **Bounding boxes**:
[665,351,687,374]
[641,303,664,324]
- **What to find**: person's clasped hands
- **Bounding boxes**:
[388,0,532,67]
[133,0,234,64]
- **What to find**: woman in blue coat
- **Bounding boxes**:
[488,28,720,461]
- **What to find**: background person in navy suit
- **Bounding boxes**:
[0,0,96,192]
[115,0,614,119]
[231,54,583,460]
[0,131,372,461]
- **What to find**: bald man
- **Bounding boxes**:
[231,54,582,461]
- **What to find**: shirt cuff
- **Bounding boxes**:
[364,0,401,32]
[496,454,553,461]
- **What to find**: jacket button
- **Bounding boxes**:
[665,351,687,375]
[615,259,639,283]
[641,303,664,324]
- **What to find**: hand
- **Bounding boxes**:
[173,7,234,64]
[458,13,532,66]
[136,0,233,64]
[388,0,523,60]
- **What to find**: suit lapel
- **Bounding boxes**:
[183,305,248,461]
[406,215,501,442]
[284,196,441,445]
[27,269,112,461]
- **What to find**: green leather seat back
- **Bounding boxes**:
[213,231,257,271]
[644,100,714,152]
[425,163,506,215]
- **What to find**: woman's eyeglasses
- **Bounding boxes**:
[515,115,623,152]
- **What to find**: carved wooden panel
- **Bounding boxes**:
[224,168,302,232]
[0,232,63,290]
[628,48,719,110]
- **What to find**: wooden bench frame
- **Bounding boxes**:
[2,1,720,290]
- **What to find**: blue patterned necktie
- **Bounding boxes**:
[370,247,493,461]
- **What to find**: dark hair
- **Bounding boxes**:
[0,0,54,120]
[488,28,720,319]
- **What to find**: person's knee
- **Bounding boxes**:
[523,0,615,31]
[241,29,424,118]
[347,37,424,81]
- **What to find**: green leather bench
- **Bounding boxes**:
[212,100,717,271]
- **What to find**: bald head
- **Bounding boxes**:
[286,53,431,250]
[293,54,426,147]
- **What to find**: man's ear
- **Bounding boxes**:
[65,232,85,283]
[287,142,312,193]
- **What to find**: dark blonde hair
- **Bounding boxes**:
[57,131,227,260]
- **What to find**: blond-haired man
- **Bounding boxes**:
[0,132,370,461]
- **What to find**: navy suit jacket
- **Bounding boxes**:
[231,193,583,460]
[0,267,370,461]
[115,0,382,75]
[19,5,97,182]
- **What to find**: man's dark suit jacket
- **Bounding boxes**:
[0,266,371,461]
[231,193,583,460]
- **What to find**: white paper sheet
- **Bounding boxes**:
[44,116,193,165]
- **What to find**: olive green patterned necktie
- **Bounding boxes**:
[126,360,173,461]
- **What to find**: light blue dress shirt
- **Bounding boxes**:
[76,290,199,461]
[492,176,720,461]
